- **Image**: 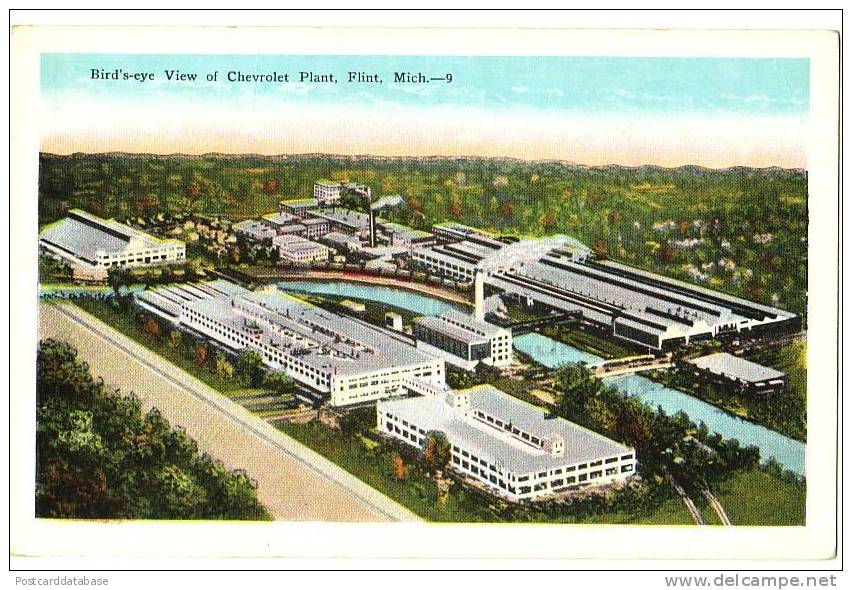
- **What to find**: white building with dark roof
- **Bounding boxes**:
[413,311,512,370]
[39,209,185,275]
[301,217,331,239]
[377,384,636,501]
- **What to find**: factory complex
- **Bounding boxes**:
[412,225,797,351]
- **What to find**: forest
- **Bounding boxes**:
[38,153,808,314]
[36,338,270,520]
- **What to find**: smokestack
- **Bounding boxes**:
[369,209,376,248]
[474,270,485,322]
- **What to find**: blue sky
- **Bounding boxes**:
[42,54,809,116]
[39,53,811,167]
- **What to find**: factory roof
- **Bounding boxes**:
[179,283,434,376]
[688,352,786,383]
[261,212,297,226]
[39,210,180,264]
[322,231,362,248]
[315,208,371,230]
[380,385,633,474]
[439,310,507,338]
[233,219,277,239]
[382,221,433,239]
[413,315,489,345]
[303,217,330,226]
[280,198,319,208]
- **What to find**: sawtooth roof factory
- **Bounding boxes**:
[378,384,636,501]
[411,224,797,351]
[136,280,445,406]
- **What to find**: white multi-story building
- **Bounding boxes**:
[302,217,331,239]
[413,311,512,370]
[313,180,343,204]
[39,209,185,275]
[377,384,636,502]
[138,280,445,406]
[273,234,330,264]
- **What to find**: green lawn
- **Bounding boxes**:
[582,497,695,526]
[711,469,806,526]
[71,299,259,394]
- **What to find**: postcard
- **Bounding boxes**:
[9,23,840,562]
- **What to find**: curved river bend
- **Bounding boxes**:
[280,280,806,476]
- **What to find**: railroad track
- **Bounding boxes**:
[703,489,733,526]
[668,473,705,526]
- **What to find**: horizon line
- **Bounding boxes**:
[39,150,808,174]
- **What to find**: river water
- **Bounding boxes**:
[278,280,806,475]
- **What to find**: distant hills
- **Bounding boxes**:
[40,151,806,175]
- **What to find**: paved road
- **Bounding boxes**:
[39,301,419,523]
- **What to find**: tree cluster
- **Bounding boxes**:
[36,338,270,520]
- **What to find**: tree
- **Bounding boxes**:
[169,330,182,348]
[422,431,451,475]
[142,317,161,340]
[214,353,234,379]
[35,339,270,520]
[194,343,209,366]
[107,267,132,297]
[264,371,294,396]
[392,454,407,481]
[263,179,279,195]
[592,239,609,258]
[235,350,265,387]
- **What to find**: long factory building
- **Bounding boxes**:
[39,209,186,275]
[136,280,445,406]
[412,228,797,351]
[378,384,636,502]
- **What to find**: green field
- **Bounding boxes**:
[711,469,806,526]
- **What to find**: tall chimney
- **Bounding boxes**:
[474,269,485,322]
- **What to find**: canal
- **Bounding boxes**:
[283,279,806,475]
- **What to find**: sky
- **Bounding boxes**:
[39,54,810,168]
